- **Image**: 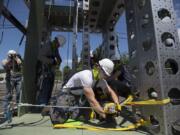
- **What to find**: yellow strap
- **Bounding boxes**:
[90,110,96,119]
[125,98,171,106]
[121,95,133,106]
[53,95,170,131]
[92,68,100,80]
[53,119,148,131]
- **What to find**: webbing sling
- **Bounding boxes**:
[53,96,171,131]
[53,118,149,131]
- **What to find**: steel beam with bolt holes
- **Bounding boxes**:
[125,0,180,135]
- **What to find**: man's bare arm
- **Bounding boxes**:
[106,85,119,104]
[15,56,22,65]
[83,87,106,118]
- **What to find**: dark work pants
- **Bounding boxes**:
[3,75,22,118]
[37,72,55,105]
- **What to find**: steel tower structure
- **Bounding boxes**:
[1,0,178,134]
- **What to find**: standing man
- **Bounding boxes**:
[37,35,65,107]
[0,50,22,124]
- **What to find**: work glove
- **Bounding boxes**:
[104,103,117,114]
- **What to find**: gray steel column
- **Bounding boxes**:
[41,16,51,45]
[101,0,124,59]
[102,30,118,59]
[23,0,45,106]
[82,17,90,68]
[125,0,180,134]
[72,0,78,72]
[0,0,3,17]
[82,0,90,69]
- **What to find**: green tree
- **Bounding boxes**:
[55,67,62,81]
[76,60,83,71]
[93,46,103,63]
[62,66,72,82]
[114,53,129,71]
[119,53,129,65]
[0,68,5,73]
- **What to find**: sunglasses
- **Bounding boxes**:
[98,64,108,77]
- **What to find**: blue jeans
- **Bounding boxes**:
[3,75,22,119]
[37,71,55,105]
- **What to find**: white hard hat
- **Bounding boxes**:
[55,35,66,47]
[98,58,114,76]
[7,50,16,56]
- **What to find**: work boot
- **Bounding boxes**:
[97,115,117,128]
[97,118,107,125]
[0,113,9,126]
[0,117,8,126]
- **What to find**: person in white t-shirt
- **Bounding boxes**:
[62,58,120,119]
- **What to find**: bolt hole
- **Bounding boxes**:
[158,8,171,22]
[145,61,155,76]
[142,37,152,51]
[165,59,178,74]
[148,88,158,99]
[109,45,115,50]
[142,14,150,28]
[168,88,180,99]
[109,36,115,41]
[138,0,146,9]
[91,10,98,15]
[161,32,175,47]
[130,50,136,59]
[109,27,114,31]
[130,32,135,40]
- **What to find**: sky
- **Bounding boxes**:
[174,0,180,38]
[0,0,179,70]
